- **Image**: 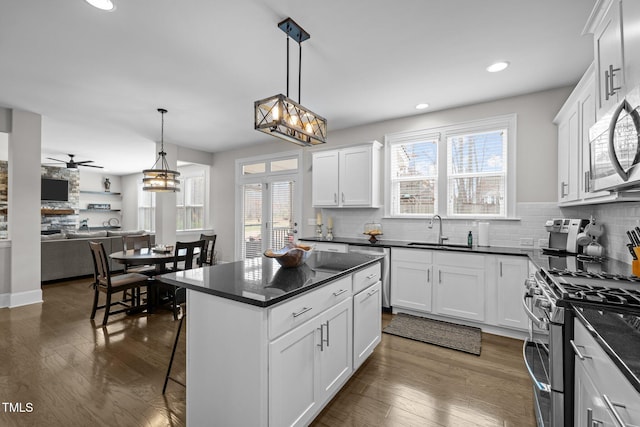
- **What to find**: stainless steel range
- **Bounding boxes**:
[522,263,640,427]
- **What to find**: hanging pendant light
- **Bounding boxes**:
[142,108,180,192]
[254,17,327,147]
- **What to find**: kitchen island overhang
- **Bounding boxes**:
[157,252,383,427]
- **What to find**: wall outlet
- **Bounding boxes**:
[520,237,534,247]
[538,239,549,248]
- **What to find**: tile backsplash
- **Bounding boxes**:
[317,201,640,266]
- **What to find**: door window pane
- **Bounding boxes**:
[270,180,295,249]
[242,183,263,259]
[271,158,298,172]
[243,162,266,175]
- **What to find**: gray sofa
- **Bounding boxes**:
[41,230,155,282]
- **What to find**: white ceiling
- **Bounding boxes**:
[0,0,595,174]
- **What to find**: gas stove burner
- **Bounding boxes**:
[559,282,640,307]
[547,268,640,283]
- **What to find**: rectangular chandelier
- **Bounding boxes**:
[254,94,327,146]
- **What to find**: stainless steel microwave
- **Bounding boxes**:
[589,85,640,191]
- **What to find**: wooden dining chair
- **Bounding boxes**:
[88,241,150,326]
[122,234,156,275]
[199,233,217,265]
[162,239,205,394]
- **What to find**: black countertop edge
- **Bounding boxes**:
[156,256,382,308]
[299,236,534,258]
[572,304,640,394]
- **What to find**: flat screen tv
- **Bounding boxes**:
[41,178,69,202]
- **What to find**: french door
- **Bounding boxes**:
[236,152,302,261]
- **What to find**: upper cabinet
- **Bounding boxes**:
[312,141,382,208]
[588,0,624,119]
[555,0,640,205]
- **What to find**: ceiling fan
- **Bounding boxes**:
[45,154,103,169]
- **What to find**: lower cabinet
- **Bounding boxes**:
[495,256,529,329]
[269,298,353,427]
[353,281,382,369]
[390,248,529,333]
[573,317,640,426]
[390,248,432,312]
[434,252,485,322]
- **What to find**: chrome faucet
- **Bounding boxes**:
[428,215,448,245]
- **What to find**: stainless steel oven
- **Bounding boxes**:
[522,269,570,427]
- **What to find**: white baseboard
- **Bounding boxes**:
[1,289,44,308]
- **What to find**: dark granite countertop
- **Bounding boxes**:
[300,236,536,258]
[572,304,640,394]
[156,251,381,308]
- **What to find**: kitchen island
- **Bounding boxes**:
[158,251,383,427]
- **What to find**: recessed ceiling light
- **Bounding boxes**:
[415,103,430,110]
[487,61,510,73]
[85,0,115,11]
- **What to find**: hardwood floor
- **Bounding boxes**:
[0,278,535,427]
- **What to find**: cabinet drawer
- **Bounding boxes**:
[573,318,640,411]
[392,248,432,263]
[353,263,381,294]
[313,242,348,253]
[269,276,352,339]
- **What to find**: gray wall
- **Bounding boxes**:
[211,87,572,261]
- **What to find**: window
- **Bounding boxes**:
[385,114,516,219]
[138,188,155,231]
[177,169,205,231]
[137,162,209,232]
[388,134,439,216]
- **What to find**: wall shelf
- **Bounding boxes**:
[79,191,121,196]
[41,208,75,216]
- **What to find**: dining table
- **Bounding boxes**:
[110,247,190,313]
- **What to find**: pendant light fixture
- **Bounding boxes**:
[142,108,180,192]
[254,17,327,147]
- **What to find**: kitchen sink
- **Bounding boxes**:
[407,242,472,249]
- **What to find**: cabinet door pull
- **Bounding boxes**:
[499,262,503,277]
[292,307,312,318]
[317,323,325,351]
[438,270,442,283]
[366,288,380,299]
[602,394,628,427]
[333,289,348,297]
[560,181,568,198]
[341,192,345,203]
[427,269,430,283]
[605,68,611,101]
[366,273,376,280]
[609,64,621,97]
[570,339,591,360]
[324,320,330,348]
[334,193,337,203]
[585,171,590,193]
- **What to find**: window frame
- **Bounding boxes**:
[384,114,517,219]
[176,166,206,232]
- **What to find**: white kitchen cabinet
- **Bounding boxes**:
[573,317,640,426]
[588,0,624,119]
[557,105,579,203]
[390,248,433,313]
[495,256,528,330]
[311,150,340,206]
[574,360,615,427]
[622,0,640,90]
[311,141,382,208]
[270,297,352,427]
[353,281,381,370]
[433,252,485,322]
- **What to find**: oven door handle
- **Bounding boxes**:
[522,294,549,330]
[522,338,551,393]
